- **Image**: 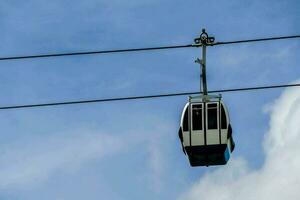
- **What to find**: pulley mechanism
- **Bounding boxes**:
[194,29,215,45]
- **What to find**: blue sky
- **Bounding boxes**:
[0,0,299,199]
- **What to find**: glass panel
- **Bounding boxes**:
[221,105,227,129]
[183,106,189,131]
[192,104,202,130]
[207,105,218,129]
[207,103,217,108]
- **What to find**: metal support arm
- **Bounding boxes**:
[194,29,215,96]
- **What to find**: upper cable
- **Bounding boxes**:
[0,34,299,61]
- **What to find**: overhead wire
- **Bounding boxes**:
[0,83,299,110]
[213,35,300,46]
[0,35,299,61]
[0,45,193,61]
[0,34,299,110]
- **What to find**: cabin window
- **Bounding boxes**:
[192,104,202,130]
[207,103,218,129]
[183,107,189,131]
[221,105,227,129]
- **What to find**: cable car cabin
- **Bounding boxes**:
[178,95,235,167]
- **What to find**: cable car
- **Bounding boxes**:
[178,95,235,167]
[178,29,235,167]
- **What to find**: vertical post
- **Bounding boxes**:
[194,29,215,97]
[201,44,208,96]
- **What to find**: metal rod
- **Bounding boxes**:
[201,44,208,95]
[195,29,212,97]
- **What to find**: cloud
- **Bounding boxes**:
[0,129,132,190]
[146,134,167,193]
[179,82,300,200]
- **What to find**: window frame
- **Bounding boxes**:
[206,102,219,130]
[191,103,203,131]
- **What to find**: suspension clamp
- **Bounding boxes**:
[193,29,215,46]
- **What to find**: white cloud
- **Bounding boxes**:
[147,135,166,193]
[179,82,300,200]
[0,129,132,190]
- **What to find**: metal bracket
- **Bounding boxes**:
[189,94,222,103]
[194,29,215,46]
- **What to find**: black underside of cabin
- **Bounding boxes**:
[185,144,229,167]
